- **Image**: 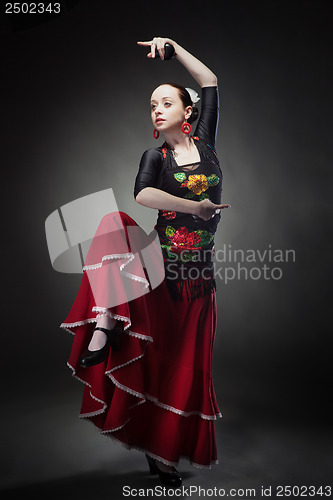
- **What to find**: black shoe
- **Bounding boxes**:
[79,323,124,368]
[145,454,182,487]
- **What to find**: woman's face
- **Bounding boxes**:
[150,85,192,135]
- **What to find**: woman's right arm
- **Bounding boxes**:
[134,151,229,220]
[136,187,229,221]
[136,186,198,214]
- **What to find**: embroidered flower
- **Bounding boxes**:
[162,148,167,159]
[171,227,201,251]
[165,226,175,238]
[207,174,219,186]
[174,172,186,182]
[187,174,209,195]
[174,171,220,200]
[161,210,176,220]
[196,230,214,246]
[164,226,214,254]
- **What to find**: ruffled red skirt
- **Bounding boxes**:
[60,211,221,468]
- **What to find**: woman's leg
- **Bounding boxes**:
[87,314,117,351]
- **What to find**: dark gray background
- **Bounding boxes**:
[1,0,332,497]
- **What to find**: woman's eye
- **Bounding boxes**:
[164,102,171,107]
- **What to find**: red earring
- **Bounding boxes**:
[181,121,192,134]
[153,129,159,139]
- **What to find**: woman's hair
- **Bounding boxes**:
[166,83,199,124]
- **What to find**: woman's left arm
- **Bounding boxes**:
[137,37,217,88]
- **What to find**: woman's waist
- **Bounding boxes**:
[156,213,220,232]
[154,222,217,264]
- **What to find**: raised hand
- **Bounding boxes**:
[137,37,175,60]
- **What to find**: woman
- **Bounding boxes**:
[60,37,230,487]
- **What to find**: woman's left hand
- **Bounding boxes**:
[137,37,175,60]
[195,199,231,221]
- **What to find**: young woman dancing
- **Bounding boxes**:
[60,36,230,487]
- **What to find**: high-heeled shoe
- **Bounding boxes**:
[79,322,124,368]
[145,454,182,487]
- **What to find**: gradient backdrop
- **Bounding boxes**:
[1,0,332,497]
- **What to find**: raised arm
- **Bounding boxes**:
[135,38,229,220]
[137,37,217,88]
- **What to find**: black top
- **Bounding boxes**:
[134,86,222,300]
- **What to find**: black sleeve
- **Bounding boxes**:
[194,86,219,149]
[134,148,163,199]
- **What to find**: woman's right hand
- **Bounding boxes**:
[195,199,231,221]
[137,37,176,60]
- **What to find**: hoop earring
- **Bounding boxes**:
[153,129,159,139]
[181,121,192,135]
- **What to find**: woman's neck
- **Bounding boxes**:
[163,131,192,152]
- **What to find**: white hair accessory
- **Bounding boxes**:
[185,87,200,105]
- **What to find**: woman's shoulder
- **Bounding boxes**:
[140,146,164,164]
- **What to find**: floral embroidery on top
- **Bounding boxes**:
[161,210,176,220]
[173,172,220,201]
[207,174,219,186]
[187,174,209,195]
[162,225,214,261]
[174,172,186,183]
[162,148,167,159]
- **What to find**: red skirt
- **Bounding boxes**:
[60,211,221,468]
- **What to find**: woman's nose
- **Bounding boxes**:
[156,103,165,113]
